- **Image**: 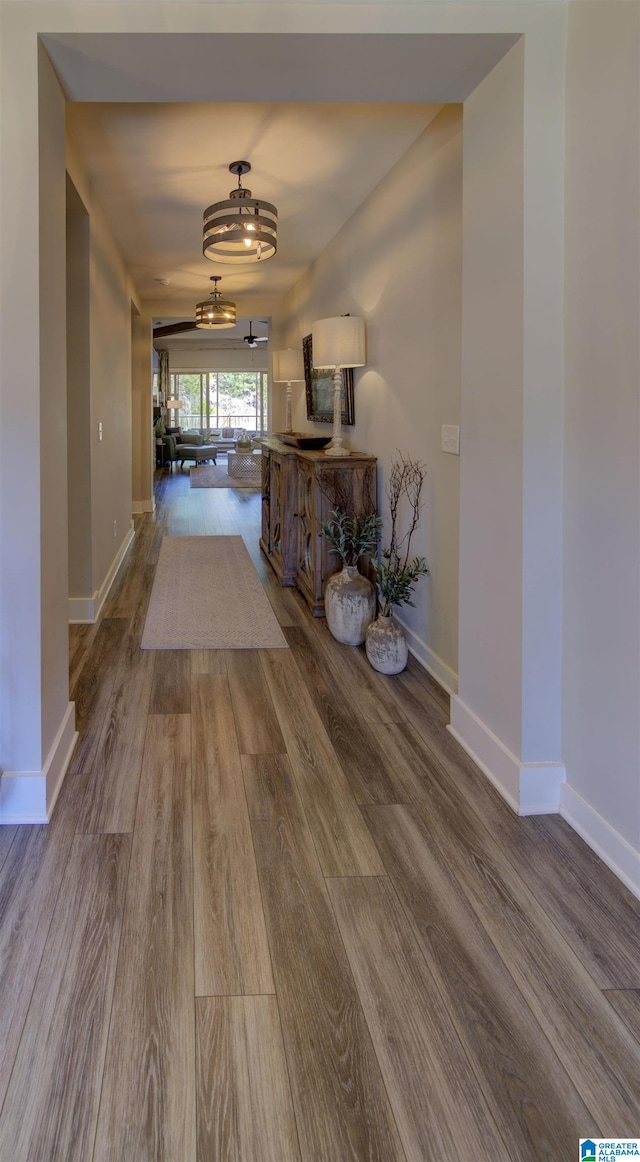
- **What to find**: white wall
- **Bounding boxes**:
[39,46,73,769]
[66,181,92,599]
[281,106,463,691]
[562,0,640,889]
[66,137,140,598]
[163,346,269,374]
[0,37,76,817]
[458,43,525,759]
[132,312,154,514]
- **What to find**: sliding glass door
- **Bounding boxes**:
[170,371,269,434]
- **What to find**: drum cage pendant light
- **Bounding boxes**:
[202,161,277,264]
[195,276,237,329]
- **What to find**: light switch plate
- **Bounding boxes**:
[441,424,460,455]
[98,422,103,442]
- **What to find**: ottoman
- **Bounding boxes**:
[178,444,218,467]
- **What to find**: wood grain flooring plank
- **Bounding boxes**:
[384,673,640,989]
[191,649,227,675]
[399,652,451,716]
[284,625,407,804]
[196,995,300,1162]
[69,621,100,693]
[225,650,286,755]
[0,834,130,1162]
[604,990,640,1043]
[93,714,196,1162]
[166,497,190,536]
[242,753,405,1162]
[150,648,191,714]
[0,826,16,875]
[0,772,86,1108]
[192,675,274,996]
[362,804,599,1158]
[370,721,640,1133]
[101,521,154,619]
[299,614,407,724]
[327,875,507,1161]
[259,649,384,876]
[76,608,155,834]
[246,545,309,629]
[68,618,129,775]
[521,815,640,988]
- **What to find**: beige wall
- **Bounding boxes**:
[562,0,640,867]
[281,105,462,689]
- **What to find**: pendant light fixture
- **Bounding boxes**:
[195,276,237,329]
[202,161,277,264]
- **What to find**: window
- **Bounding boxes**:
[170,371,268,434]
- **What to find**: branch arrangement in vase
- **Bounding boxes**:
[319,509,381,567]
[373,455,429,617]
[365,454,429,674]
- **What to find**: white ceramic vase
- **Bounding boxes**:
[324,565,376,646]
[365,614,409,674]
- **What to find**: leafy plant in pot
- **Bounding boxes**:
[320,509,381,645]
[367,455,429,674]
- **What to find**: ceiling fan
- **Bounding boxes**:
[244,321,269,348]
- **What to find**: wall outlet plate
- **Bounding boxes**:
[441,424,460,455]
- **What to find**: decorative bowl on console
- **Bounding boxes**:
[275,432,333,450]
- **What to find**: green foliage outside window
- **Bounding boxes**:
[170,370,268,432]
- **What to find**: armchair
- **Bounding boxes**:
[160,434,181,468]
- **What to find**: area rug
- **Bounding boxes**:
[190,463,260,490]
[141,536,288,650]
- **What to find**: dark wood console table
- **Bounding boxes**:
[260,439,377,616]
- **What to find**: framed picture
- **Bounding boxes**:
[303,334,355,426]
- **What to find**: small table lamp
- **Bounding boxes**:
[272,349,304,433]
[311,316,365,457]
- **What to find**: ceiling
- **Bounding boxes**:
[55,30,518,327]
[67,101,443,314]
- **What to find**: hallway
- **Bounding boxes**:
[0,471,639,1160]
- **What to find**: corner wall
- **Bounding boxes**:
[562,0,640,893]
[282,105,463,691]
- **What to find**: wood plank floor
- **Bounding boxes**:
[1,469,639,1161]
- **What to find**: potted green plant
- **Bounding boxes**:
[366,455,429,674]
[320,509,381,645]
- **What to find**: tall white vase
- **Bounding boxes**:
[324,565,375,646]
[365,614,409,674]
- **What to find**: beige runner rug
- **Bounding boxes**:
[190,463,260,489]
[141,535,288,649]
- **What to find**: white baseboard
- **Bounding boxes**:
[395,614,458,696]
[0,702,78,824]
[448,695,565,815]
[560,783,640,901]
[132,498,154,514]
[68,522,135,624]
